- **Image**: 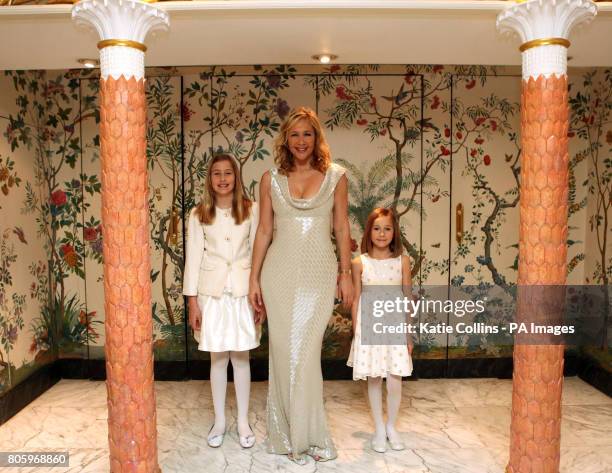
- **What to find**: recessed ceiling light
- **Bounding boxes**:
[77,58,99,69]
[312,54,338,64]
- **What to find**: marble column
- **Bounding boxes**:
[71,1,169,471]
[497,1,597,472]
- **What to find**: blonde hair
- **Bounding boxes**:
[273,106,331,175]
[361,208,403,258]
[196,154,252,225]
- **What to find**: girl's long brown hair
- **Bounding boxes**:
[273,106,331,175]
[361,207,403,257]
[195,154,252,225]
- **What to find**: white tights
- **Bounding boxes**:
[367,375,403,444]
[209,351,253,438]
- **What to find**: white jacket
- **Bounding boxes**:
[182,202,259,298]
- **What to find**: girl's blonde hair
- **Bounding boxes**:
[273,106,331,175]
[361,207,403,257]
[196,154,252,225]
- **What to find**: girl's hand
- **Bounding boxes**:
[408,342,414,356]
[254,306,267,325]
[337,273,353,310]
[188,300,202,333]
[249,279,265,315]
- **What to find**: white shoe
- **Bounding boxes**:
[386,428,405,451]
[238,425,255,449]
[371,435,387,453]
[207,425,225,448]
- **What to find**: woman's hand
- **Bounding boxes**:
[249,279,266,320]
[188,299,202,333]
[337,273,353,310]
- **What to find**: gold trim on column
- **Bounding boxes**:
[97,39,147,53]
[519,37,570,53]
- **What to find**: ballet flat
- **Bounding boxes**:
[238,432,255,448]
[371,437,387,453]
[207,426,225,448]
[387,438,405,451]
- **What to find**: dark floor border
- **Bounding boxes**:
[55,352,580,381]
[578,354,612,397]
[0,362,60,425]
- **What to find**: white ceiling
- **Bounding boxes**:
[0,0,611,71]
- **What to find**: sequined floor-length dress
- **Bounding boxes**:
[261,163,345,462]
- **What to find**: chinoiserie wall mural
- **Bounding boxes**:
[0,65,609,395]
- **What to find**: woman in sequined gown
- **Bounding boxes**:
[249,107,353,464]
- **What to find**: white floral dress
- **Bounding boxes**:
[347,254,413,380]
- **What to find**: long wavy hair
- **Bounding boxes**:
[273,106,332,175]
[196,154,252,225]
[361,207,403,257]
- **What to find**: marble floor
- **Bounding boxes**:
[0,377,610,472]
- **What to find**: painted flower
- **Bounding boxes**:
[466,79,476,89]
[440,145,451,156]
[475,137,484,145]
[483,154,491,166]
[235,131,244,143]
[444,128,451,138]
[274,98,290,120]
[475,117,486,126]
[356,119,368,126]
[7,325,17,344]
[265,73,281,89]
[606,130,612,144]
[490,120,497,131]
[61,243,75,256]
[470,148,477,157]
[370,96,377,108]
[71,179,81,188]
[50,189,67,207]
[84,226,97,242]
[91,239,103,256]
[182,103,194,122]
[335,86,353,101]
[456,131,463,140]
[404,74,415,85]
[329,64,341,73]
[431,95,440,110]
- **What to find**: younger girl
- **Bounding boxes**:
[183,154,263,449]
[347,207,414,453]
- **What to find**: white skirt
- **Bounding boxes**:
[196,292,261,352]
[347,303,413,380]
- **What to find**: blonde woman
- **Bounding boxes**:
[249,107,353,464]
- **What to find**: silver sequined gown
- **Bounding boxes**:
[261,163,345,462]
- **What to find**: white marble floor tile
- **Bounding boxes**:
[27,379,106,409]
[411,447,502,473]
[443,378,512,408]
[1,377,610,473]
[403,378,456,409]
[561,405,612,447]
[561,377,612,406]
